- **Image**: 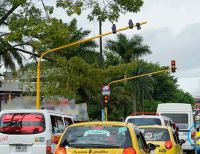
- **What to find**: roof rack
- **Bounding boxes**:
[130,112,160,116]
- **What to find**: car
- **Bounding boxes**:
[157,103,195,153]
[139,125,184,154]
[125,114,173,127]
[54,121,156,154]
[0,109,77,154]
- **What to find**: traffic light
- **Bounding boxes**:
[171,60,176,73]
[112,24,117,34]
[104,95,109,107]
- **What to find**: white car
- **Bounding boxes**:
[125,114,173,127]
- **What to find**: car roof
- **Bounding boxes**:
[67,121,134,127]
[138,125,170,129]
[0,109,77,118]
[126,115,171,120]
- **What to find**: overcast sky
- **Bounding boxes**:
[2,0,200,96]
[49,0,200,96]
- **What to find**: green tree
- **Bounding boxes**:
[56,0,143,22]
[105,34,151,63]
[153,72,178,103]
[0,37,23,70]
[128,61,154,112]
[53,19,99,64]
[174,89,194,104]
[144,100,161,112]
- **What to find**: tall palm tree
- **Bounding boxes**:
[50,19,99,64]
[106,34,153,112]
[105,33,151,63]
[0,37,23,71]
[129,61,155,112]
[109,84,133,120]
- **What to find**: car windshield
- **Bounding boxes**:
[0,113,45,134]
[60,125,132,148]
[195,120,200,128]
[140,128,170,141]
[161,114,188,129]
[127,118,161,126]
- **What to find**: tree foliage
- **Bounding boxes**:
[56,0,143,22]
[1,0,194,120]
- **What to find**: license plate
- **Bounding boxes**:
[15,145,27,152]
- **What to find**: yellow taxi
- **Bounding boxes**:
[54,121,156,154]
[139,126,185,154]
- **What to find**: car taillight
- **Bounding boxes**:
[52,136,60,144]
[55,147,67,154]
[165,140,173,149]
[123,147,136,154]
[46,140,51,154]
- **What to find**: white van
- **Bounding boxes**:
[157,103,194,153]
[0,109,76,154]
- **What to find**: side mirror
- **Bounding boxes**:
[148,143,156,151]
[180,139,186,145]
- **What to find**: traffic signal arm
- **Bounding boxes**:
[108,69,170,86]
[36,21,147,110]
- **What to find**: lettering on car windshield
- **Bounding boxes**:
[84,130,110,136]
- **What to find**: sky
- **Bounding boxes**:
[2,0,200,96]
[49,0,200,96]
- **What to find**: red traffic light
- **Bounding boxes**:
[171,60,176,73]
[171,60,176,65]
[104,95,109,103]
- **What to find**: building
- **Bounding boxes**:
[195,97,200,109]
[0,71,34,111]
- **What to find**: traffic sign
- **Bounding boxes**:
[102,85,110,96]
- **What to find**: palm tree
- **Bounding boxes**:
[105,34,153,112]
[51,19,99,64]
[109,84,133,120]
[0,37,23,71]
[105,33,151,63]
[128,61,155,112]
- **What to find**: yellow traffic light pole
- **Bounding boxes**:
[36,21,148,110]
[104,68,170,121]
[108,69,170,86]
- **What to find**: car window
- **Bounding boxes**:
[64,117,73,127]
[0,113,45,135]
[60,125,132,148]
[140,128,170,141]
[50,115,65,133]
[164,120,169,126]
[161,114,188,129]
[128,118,161,126]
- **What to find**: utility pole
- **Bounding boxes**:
[99,19,103,64]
